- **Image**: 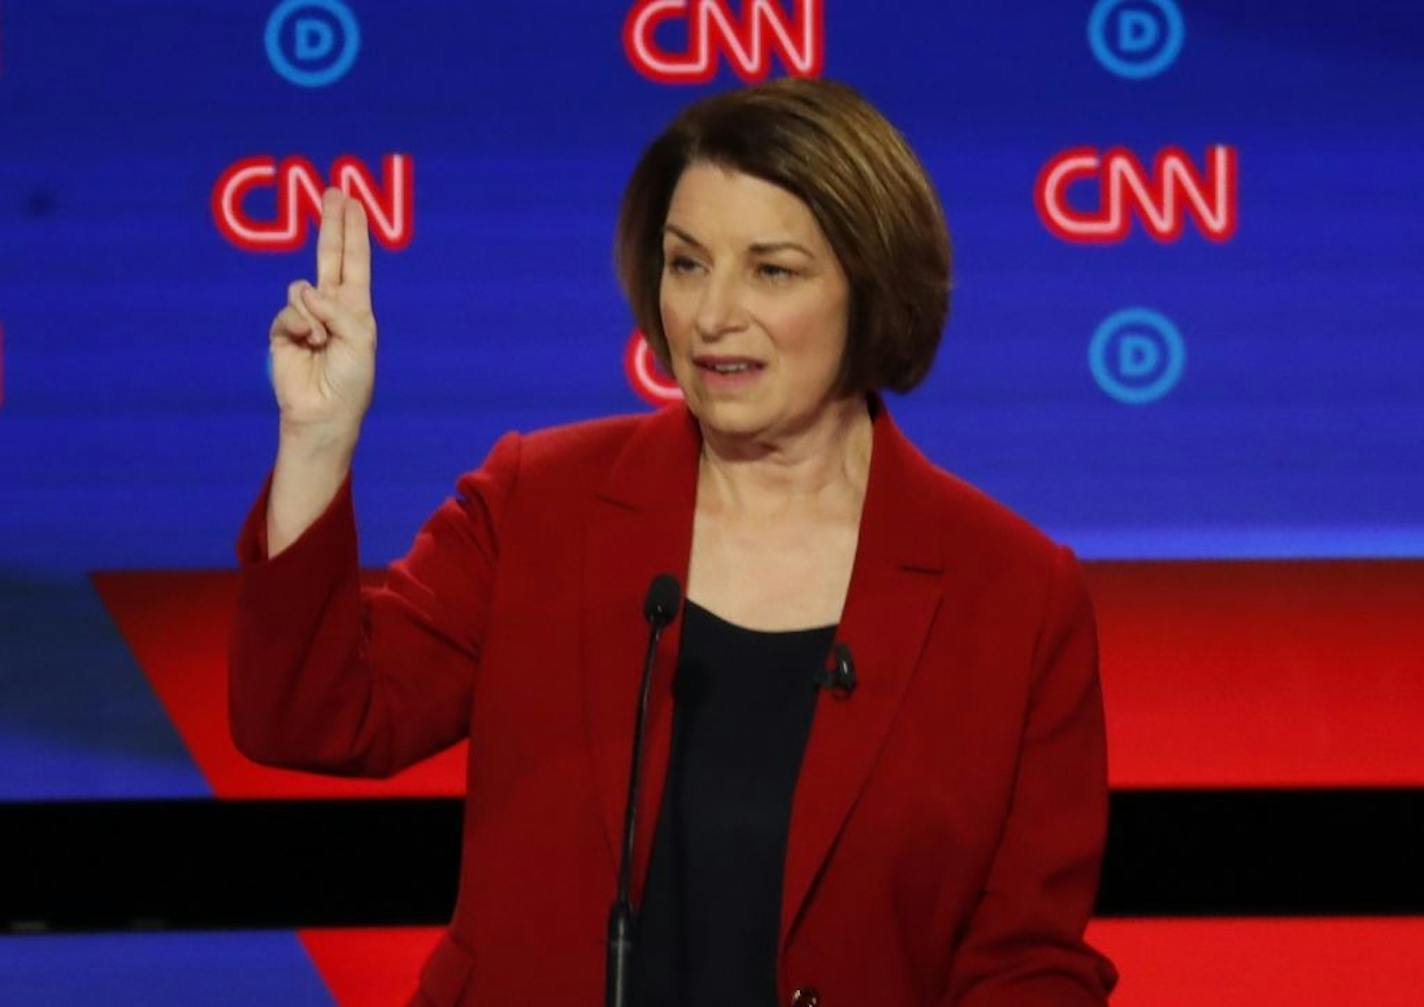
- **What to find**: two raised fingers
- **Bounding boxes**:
[276,190,372,348]
[314,188,371,303]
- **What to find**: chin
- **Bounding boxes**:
[685,394,773,438]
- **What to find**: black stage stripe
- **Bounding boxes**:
[2,798,464,931]
[2,790,1422,932]
[1097,788,1424,917]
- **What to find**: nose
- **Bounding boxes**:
[692,267,746,340]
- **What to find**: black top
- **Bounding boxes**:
[630,600,838,1007]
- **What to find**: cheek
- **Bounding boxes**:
[658,290,689,346]
[657,291,696,389]
[777,300,848,375]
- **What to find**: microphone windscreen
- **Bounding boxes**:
[643,573,682,626]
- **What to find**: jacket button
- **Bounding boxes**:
[790,987,820,1007]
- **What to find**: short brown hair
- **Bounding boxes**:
[614,76,952,395]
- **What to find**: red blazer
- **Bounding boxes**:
[230,396,1118,1006]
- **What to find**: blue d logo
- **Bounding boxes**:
[1089,308,1185,404]
[265,0,361,88]
[1118,11,1159,53]
[1117,333,1161,377]
[294,18,336,61]
[1088,0,1184,80]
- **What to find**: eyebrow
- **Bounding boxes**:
[662,223,813,258]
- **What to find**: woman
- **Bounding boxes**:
[231,77,1118,1005]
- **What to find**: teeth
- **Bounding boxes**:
[711,362,752,373]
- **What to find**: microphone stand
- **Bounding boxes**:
[605,577,679,1007]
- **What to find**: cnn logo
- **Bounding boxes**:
[211,153,413,252]
[1035,145,1237,243]
[624,0,823,84]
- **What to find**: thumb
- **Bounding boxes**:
[301,284,340,326]
[299,283,373,354]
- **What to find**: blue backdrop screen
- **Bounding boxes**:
[3,1,1421,573]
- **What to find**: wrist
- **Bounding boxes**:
[278,418,360,462]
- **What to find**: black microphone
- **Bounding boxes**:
[606,573,682,1007]
[643,574,681,628]
[813,641,857,699]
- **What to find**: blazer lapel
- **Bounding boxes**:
[778,397,946,948]
[580,403,701,908]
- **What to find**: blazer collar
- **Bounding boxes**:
[580,393,946,950]
[594,393,946,572]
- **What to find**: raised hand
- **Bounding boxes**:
[269,187,377,442]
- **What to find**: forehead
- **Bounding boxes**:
[663,162,822,246]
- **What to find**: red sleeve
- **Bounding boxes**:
[942,544,1119,1005]
[227,431,522,778]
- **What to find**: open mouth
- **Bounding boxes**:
[694,357,765,375]
[700,362,761,374]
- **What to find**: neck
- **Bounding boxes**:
[696,394,874,518]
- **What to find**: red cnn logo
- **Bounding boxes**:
[624,0,823,84]
[211,154,414,252]
[1034,145,1238,243]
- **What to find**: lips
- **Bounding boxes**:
[693,355,765,374]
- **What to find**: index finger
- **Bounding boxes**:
[341,197,371,299]
[315,188,345,292]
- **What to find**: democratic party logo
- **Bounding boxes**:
[625,330,684,406]
[265,0,361,88]
[1035,145,1237,243]
[624,0,823,84]
[1089,307,1185,404]
[212,154,414,252]
[1088,0,1184,80]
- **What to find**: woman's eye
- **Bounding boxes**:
[664,257,794,280]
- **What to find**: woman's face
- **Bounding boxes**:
[659,162,851,441]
